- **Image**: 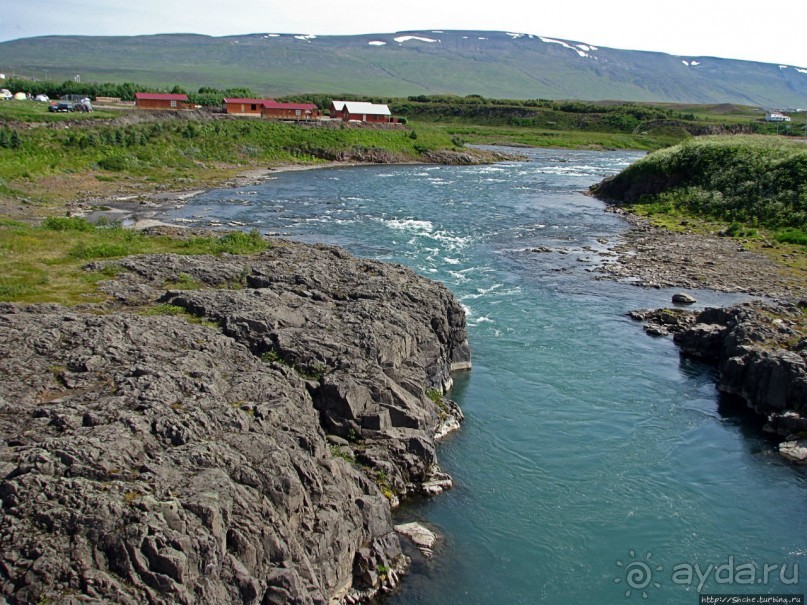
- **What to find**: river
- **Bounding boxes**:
[158,148,806,604]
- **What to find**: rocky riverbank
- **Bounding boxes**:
[596,207,806,300]
[589,189,807,465]
[0,238,471,604]
[630,302,807,464]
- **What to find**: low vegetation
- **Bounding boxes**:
[592,135,807,248]
[0,105,456,205]
[0,217,268,304]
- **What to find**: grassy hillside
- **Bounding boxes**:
[591,136,807,242]
[2,31,807,106]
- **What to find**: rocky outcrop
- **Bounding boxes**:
[633,302,807,460]
[628,308,696,337]
[0,239,471,604]
[629,303,807,463]
[674,304,807,431]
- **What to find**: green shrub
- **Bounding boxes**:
[775,228,807,246]
[214,230,267,254]
[69,242,130,259]
[97,155,131,171]
[43,216,95,231]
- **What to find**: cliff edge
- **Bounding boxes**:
[0,239,470,604]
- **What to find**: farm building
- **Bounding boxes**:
[135,92,190,110]
[261,101,320,120]
[223,98,266,115]
[223,98,320,120]
[765,111,791,122]
[329,100,392,123]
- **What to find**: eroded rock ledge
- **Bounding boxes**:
[0,240,471,604]
[631,302,807,462]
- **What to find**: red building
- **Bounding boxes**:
[261,101,320,121]
[134,92,190,110]
[329,100,392,123]
[223,98,268,115]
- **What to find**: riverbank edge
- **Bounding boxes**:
[590,199,807,464]
[3,144,522,225]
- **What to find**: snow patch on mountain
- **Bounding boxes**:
[539,36,594,58]
[368,41,387,46]
[394,35,438,44]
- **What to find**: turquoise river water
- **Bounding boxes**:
[159,148,806,604]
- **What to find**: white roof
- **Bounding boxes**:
[342,101,391,116]
[331,100,347,110]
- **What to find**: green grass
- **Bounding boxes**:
[593,135,807,230]
[0,218,271,304]
[595,135,807,286]
[0,117,455,203]
[434,123,679,150]
[0,100,117,122]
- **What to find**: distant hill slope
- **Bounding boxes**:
[1,30,806,106]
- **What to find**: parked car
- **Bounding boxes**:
[48,102,74,112]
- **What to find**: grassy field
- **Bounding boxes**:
[435,124,681,150]
[0,99,119,122]
[0,216,267,304]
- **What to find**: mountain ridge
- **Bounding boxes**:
[1,30,806,106]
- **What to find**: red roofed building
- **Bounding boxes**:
[223,98,268,115]
[261,101,320,121]
[135,92,190,110]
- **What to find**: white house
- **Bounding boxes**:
[329,100,393,123]
[765,111,791,122]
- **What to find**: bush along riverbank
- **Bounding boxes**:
[0,232,471,604]
[591,135,807,465]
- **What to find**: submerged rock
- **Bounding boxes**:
[0,239,470,604]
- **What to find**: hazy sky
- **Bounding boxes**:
[3,0,807,67]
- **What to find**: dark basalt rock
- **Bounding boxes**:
[672,303,807,443]
[0,239,470,604]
